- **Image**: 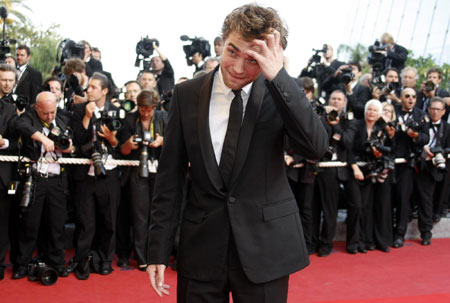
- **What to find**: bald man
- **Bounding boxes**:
[392,88,430,248]
[13,91,74,279]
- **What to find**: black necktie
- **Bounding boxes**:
[219,89,243,187]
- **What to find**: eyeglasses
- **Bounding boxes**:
[429,107,444,111]
[404,94,416,99]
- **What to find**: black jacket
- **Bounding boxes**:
[15,65,42,105]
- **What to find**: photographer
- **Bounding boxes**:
[314,90,361,256]
[138,70,158,93]
[118,89,167,270]
[378,33,408,72]
[417,68,450,112]
[43,76,64,110]
[13,92,74,279]
[392,88,430,248]
[349,100,395,252]
[0,93,19,280]
[300,44,344,99]
[62,58,89,108]
[0,63,27,113]
[415,97,450,245]
[150,45,175,98]
[70,72,121,279]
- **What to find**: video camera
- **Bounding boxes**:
[135,36,159,70]
[53,39,85,80]
[0,7,16,62]
[180,35,211,66]
[368,40,388,87]
[134,131,154,178]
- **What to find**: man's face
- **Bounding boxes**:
[428,101,446,122]
[400,88,417,111]
[16,49,30,66]
[87,79,107,103]
[324,45,333,60]
[91,50,101,60]
[220,32,262,90]
[138,105,156,122]
[385,70,399,84]
[125,82,141,103]
[329,91,346,113]
[214,40,224,57]
[151,57,164,72]
[401,70,417,88]
[140,72,157,90]
[0,71,16,96]
[48,80,62,101]
[36,96,57,124]
[427,72,441,86]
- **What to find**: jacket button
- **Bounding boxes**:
[228,196,236,204]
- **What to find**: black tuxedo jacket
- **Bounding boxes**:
[15,65,42,105]
[348,84,372,119]
[15,108,70,161]
[394,107,429,158]
[422,121,450,182]
[85,58,103,77]
[0,100,18,186]
[384,44,408,72]
[148,67,328,283]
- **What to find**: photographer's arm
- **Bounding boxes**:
[153,45,167,61]
[120,135,138,156]
[31,131,55,153]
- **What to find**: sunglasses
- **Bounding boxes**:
[404,94,416,99]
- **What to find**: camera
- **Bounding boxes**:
[327,110,353,122]
[429,147,450,171]
[47,125,72,150]
[368,40,387,83]
[56,39,85,65]
[0,7,16,62]
[1,93,28,111]
[401,116,429,133]
[310,97,326,116]
[180,35,211,66]
[381,81,399,96]
[134,131,153,178]
[425,80,435,92]
[339,67,354,84]
[28,260,58,286]
[18,163,34,208]
[135,37,159,70]
[80,141,107,177]
[310,44,328,65]
[95,108,127,131]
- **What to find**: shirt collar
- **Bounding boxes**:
[216,67,253,99]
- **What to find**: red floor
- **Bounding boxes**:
[2,239,450,303]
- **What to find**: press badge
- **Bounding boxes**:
[148,159,158,173]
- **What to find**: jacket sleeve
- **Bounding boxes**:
[266,68,329,160]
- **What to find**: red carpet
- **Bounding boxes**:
[2,239,450,302]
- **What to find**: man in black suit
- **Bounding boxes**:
[0,90,19,280]
[70,72,121,279]
[146,4,328,302]
[14,45,42,106]
[393,88,430,248]
[150,45,175,97]
[378,32,408,72]
[13,92,74,279]
[416,97,450,245]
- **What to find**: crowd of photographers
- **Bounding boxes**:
[0,31,449,285]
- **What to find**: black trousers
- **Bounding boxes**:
[359,179,393,249]
[115,180,131,261]
[128,170,155,266]
[177,235,289,303]
[415,170,435,239]
[0,182,12,269]
[73,169,120,263]
[16,176,67,267]
[289,179,315,252]
[394,164,415,238]
[315,168,361,251]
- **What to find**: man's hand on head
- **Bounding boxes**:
[244,29,284,81]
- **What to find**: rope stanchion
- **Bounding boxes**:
[0,155,140,166]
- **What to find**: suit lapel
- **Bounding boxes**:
[197,69,224,193]
[17,67,29,88]
[229,74,265,188]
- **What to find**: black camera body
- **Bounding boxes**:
[95,108,127,131]
[180,35,211,66]
[136,37,159,58]
[134,131,153,178]
[401,116,429,133]
[368,40,388,81]
[425,80,435,92]
[382,81,399,96]
[47,126,72,150]
[339,67,354,84]
[1,94,28,111]
[429,146,450,171]
[80,141,106,177]
[28,261,58,286]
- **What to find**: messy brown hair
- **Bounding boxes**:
[221,4,288,49]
